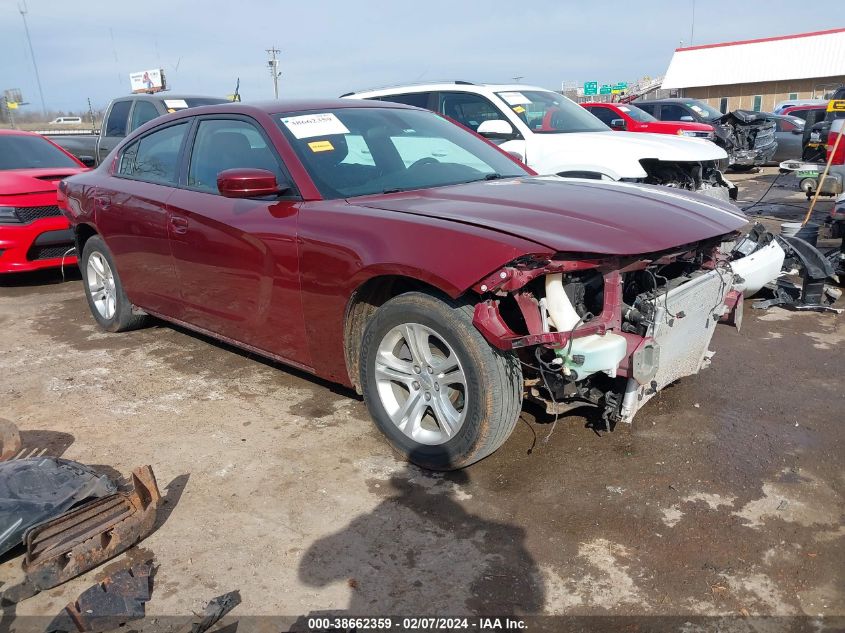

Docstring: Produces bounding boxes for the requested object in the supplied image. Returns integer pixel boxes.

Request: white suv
[345,82,736,200]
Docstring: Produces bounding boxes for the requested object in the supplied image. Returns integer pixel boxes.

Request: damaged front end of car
[638,158,737,201]
[470,230,775,428]
[715,110,778,167]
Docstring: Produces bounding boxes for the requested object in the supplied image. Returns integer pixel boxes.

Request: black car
[635,98,777,169]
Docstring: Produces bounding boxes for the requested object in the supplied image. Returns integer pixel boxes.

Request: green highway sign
[583,81,598,96]
[599,85,612,95]
[614,82,628,91]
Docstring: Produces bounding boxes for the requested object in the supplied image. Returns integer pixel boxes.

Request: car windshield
[686,100,723,121]
[616,104,657,123]
[276,107,529,199]
[494,90,609,133]
[0,134,79,170]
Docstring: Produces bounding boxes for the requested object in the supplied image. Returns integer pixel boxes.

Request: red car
[582,102,715,139]
[780,104,827,121]
[59,99,753,469]
[0,129,88,273]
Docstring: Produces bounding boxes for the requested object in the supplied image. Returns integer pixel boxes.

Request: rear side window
[118,122,189,185]
[130,101,160,132]
[187,118,285,193]
[376,93,431,109]
[105,101,132,137]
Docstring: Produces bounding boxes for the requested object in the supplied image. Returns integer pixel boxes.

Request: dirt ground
[0,168,843,631]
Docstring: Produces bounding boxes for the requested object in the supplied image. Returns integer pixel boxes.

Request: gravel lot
[0,168,842,630]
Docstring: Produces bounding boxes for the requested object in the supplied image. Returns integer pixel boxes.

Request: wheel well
[343,275,458,394]
[74,223,98,254]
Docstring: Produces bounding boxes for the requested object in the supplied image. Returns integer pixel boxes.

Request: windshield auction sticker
[498,91,531,106]
[281,113,350,139]
[163,99,189,109]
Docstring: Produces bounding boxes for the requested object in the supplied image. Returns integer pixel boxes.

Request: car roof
[344,82,551,98]
[111,93,227,102]
[0,128,40,136]
[127,98,421,133]
[633,98,693,104]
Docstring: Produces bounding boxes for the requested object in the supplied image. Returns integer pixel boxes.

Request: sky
[1,0,841,113]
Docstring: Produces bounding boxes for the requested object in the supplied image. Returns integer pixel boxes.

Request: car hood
[641,120,714,134]
[0,168,86,195]
[351,176,747,255]
[523,131,727,178]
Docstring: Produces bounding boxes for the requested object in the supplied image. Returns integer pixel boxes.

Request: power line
[18,0,46,116]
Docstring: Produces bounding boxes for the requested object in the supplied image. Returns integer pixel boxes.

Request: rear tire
[360,292,522,470]
[80,235,148,332]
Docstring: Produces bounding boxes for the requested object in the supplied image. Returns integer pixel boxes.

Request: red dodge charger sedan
[0,130,88,273]
[59,99,752,469]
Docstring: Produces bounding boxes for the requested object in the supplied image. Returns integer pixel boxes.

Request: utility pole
[266,47,281,99]
[690,0,696,46]
[18,1,46,116]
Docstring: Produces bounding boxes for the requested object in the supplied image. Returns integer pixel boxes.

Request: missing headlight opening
[471,235,751,431]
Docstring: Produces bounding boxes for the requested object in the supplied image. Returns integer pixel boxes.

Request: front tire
[360,292,522,470]
[81,235,148,332]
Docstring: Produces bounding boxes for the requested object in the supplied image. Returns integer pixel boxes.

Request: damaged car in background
[635,98,778,170]
[345,83,738,201]
[58,99,781,470]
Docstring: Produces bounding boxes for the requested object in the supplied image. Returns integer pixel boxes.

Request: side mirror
[217,168,291,198]
[791,128,804,135]
[79,155,96,167]
[476,119,516,140]
[609,118,626,130]
[679,115,695,123]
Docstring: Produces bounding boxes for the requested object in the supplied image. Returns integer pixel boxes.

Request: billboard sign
[129,68,166,94]
[4,88,23,104]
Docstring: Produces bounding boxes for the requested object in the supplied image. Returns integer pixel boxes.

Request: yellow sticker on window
[513,105,526,114]
[308,140,335,152]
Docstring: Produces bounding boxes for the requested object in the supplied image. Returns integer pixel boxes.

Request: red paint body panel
[0,131,86,273]
[581,102,714,136]
[59,99,747,387]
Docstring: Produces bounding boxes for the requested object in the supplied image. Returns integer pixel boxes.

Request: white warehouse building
[660,28,845,113]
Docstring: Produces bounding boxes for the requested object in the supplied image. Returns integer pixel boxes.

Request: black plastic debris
[45,562,153,633]
[0,457,116,557]
[177,590,242,633]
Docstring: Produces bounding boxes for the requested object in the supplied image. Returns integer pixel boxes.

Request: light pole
[18,1,47,116]
[266,47,281,99]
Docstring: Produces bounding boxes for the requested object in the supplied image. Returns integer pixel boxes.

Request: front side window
[130,101,160,132]
[494,89,609,133]
[438,92,503,132]
[105,101,132,138]
[660,104,692,121]
[586,106,619,126]
[0,135,79,170]
[276,107,528,199]
[188,118,285,193]
[635,102,656,115]
[118,122,189,185]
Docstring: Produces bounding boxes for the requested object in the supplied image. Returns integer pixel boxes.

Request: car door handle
[169,215,188,235]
